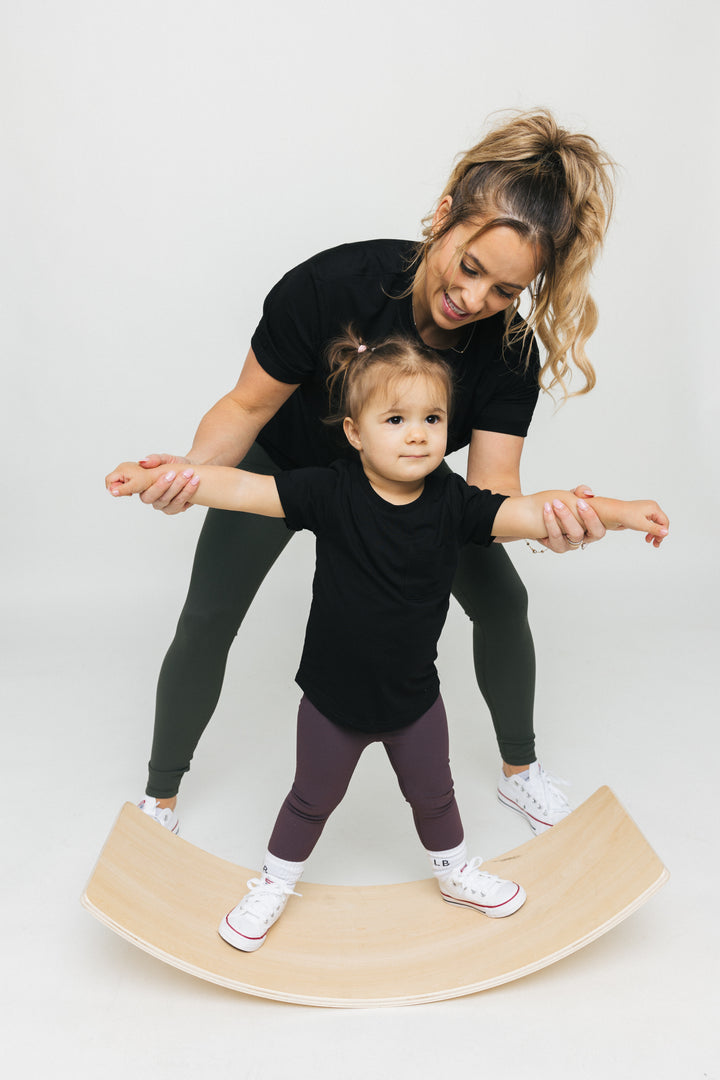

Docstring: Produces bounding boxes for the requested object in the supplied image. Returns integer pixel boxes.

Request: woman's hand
[104,453,197,514]
[537,485,606,552]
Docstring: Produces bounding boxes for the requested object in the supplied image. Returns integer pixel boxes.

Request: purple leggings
[268,694,464,862]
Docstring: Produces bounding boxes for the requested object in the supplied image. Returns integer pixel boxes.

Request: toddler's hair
[326,327,453,423]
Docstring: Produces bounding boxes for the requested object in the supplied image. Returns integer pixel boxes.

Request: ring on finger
[564,535,585,547]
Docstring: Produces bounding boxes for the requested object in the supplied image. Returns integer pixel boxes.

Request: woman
[106,108,614,836]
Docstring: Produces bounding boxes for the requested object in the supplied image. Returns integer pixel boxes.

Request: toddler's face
[344,375,448,494]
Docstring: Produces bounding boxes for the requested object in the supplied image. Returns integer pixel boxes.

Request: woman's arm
[467,429,606,550]
[107,461,285,517]
[466,429,524,496]
[493,491,669,548]
[104,349,299,515]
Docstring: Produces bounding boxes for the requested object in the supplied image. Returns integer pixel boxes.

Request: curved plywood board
[82,787,668,1007]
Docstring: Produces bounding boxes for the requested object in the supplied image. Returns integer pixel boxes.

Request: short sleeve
[448,475,509,546]
[471,324,540,438]
[274,466,339,534]
[251,260,325,384]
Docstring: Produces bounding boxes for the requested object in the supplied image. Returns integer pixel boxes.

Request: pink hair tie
[357,344,367,353]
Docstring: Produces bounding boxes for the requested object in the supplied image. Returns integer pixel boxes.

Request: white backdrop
[3,0,718,607]
[2,2,719,1077]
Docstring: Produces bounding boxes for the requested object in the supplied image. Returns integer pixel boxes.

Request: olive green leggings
[146,445,536,798]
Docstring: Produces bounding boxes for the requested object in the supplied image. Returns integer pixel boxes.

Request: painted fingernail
[544,502,552,513]
[164,471,176,481]
[577,499,588,510]
[552,499,564,509]
[189,475,199,485]
[182,469,194,478]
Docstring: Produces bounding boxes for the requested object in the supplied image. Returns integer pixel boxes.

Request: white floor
[3,525,717,1080]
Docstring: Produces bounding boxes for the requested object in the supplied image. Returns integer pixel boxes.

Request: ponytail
[418,108,615,398]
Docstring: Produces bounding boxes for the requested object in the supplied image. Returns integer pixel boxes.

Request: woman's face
[416,198,540,337]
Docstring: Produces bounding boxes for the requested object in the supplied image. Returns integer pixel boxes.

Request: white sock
[262,851,305,887]
[504,768,531,781]
[426,840,467,879]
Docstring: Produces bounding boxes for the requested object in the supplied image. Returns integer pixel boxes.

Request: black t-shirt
[275,458,508,733]
[252,239,540,469]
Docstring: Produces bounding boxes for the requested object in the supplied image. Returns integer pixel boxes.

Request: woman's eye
[495,286,514,301]
[460,261,477,277]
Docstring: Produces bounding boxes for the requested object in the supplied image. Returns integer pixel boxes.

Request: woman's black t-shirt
[251,239,540,469]
[275,458,508,732]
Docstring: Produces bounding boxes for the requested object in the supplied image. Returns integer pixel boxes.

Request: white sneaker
[219,876,301,952]
[497,761,571,834]
[138,796,179,835]
[439,858,526,917]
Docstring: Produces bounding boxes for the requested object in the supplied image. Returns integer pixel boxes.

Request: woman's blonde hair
[417,108,615,398]
[326,326,453,423]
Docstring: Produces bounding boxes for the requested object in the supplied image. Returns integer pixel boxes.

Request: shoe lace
[239,877,302,921]
[139,798,175,826]
[456,857,505,897]
[525,765,570,812]
[139,797,161,817]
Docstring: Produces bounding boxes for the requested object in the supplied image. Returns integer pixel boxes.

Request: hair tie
[357,344,367,353]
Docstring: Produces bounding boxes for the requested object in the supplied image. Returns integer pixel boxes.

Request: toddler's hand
[106,461,158,498]
[622,500,669,548]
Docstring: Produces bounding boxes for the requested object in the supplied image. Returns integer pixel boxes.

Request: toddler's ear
[343,417,362,452]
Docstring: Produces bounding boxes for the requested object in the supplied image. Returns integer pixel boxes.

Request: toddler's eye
[426,414,442,424]
[386,416,403,425]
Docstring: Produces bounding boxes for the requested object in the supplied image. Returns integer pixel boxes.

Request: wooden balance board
[82,787,668,1008]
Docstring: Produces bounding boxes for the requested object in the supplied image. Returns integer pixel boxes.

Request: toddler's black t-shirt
[275,458,508,732]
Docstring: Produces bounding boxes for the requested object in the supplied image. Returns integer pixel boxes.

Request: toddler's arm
[493,491,669,548]
[107,462,284,517]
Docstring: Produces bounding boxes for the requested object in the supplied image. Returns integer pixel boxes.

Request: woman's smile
[442,291,469,321]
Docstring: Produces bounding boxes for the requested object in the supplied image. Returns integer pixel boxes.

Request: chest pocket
[402,542,457,603]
